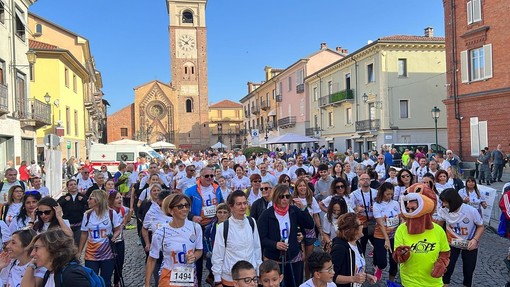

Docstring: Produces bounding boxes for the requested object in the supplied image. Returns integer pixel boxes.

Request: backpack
[85,209,115,232]
[223,216,255,248]
[43,261,106,287]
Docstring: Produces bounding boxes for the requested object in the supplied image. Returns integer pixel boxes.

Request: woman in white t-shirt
[437,188,484,287]
[293,178,322,278]
[322,196,348,250]
[32,197,72,237]
[217,176,232,204]
[2,185,24,225]
[230,165,250,191]
[434,169,454,193]
[0,229,44,286]
[9,191,41,234]
[372,182,401,282]
[458,177,487,217]
[319,178,355,214]
[108,190,133,287]
[78,189,122,287]
[145,193,203,287]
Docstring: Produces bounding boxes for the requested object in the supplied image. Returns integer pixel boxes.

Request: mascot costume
[393,183,450,287]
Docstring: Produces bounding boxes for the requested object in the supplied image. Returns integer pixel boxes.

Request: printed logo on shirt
[189,233,196,243]
[410,239,436,254]
[171,244,193,264]
[450,224,469,236]
[462,217,470,224]
[281,222,289,240]
[205,194,217,206]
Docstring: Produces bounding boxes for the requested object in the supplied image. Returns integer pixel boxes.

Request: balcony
[355,119,380,132]
[278,116,296,129]
[276,94,282,102]
[252,105,261,115]
[244,109,250,117]
[0,84,8,116]
[18,98,51,129]
[319,89,354,108]
[261,100,270,111]
[210,116,243,123]
[296,84,304,94]
[305,127,315,136]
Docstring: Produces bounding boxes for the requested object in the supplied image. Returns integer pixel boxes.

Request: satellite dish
[44,134,60,147]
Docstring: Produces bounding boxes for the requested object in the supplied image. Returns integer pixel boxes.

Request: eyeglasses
[319,264,335,273]
[36,210,52,216]
[189,170,196,172]
[378,158,384,160]
[335,185,345,190]
[203,174,214,178]
[25,190,40,195]
[13,189,24,193]
[260,187,271,191]
[173,203,190,210]
[278,194,291,199]
[234,276,259,284]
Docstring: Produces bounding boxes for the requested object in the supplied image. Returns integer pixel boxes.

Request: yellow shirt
[394,223,450,287]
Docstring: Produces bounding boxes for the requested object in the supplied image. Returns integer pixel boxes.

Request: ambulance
[89,143,164,172]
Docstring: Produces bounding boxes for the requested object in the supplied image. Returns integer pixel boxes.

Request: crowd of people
[0,143,504,287]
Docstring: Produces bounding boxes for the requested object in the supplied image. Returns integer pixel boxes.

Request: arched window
[35,23,43,35]
[183,62,195,80]
[182,11,193,24]
[186,98,193,113]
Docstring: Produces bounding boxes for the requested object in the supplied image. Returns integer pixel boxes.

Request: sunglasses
[278,194,291,199]
[335,185,345,190]
[25,190,40,195]
[36,210,52,216]
[401,174,411,178]
[252,180,261,183]
[203,174,214,178]
[189,170,196,172]
[282,179,289,183]
[260,187,271,191]
[173,203,190,210]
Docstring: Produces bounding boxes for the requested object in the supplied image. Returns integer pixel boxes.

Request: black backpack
[223,216,255,248]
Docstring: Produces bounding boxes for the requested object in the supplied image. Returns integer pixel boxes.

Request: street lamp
[431,106,440,151]
[264,117,272,141]
[44,93,51,104]
[217,123,223,143]
[228,128,233,150]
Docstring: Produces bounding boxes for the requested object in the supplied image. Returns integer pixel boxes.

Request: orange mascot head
[399,183,437,234]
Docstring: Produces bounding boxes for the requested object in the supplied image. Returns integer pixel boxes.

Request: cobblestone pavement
[122,167,510,287]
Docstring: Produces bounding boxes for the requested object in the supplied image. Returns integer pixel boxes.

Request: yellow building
[208,100,244,150]
[27,13,105,160]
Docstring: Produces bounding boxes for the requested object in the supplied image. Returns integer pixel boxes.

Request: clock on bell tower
[166,0,209,150]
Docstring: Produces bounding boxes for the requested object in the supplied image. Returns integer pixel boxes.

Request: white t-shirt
[143,201,172,232]
[321,195,354,212]
[39,220,70,234]
[437,203,483,245]
[9,215,31,233]
[414,166,429,182]
[80,210,122,261]
[458,188,486,214]
[300,278,336,287]
[247,189,261,207]
[348,242,365,273]
[246,167,260,177]
[385,177,398,186]
[177,176,197,192]
[260,173,277,187]
[275,211,291,243]
[0,259,45,287]
[230,176,250,191]
[374,164,386,180]
[113,206,129,242]
[373,200,401,238]
[323,213,339,240]
[5,202,22,225]
[435,182,454,193]
[34,187,50,197]
[352,189,378,217]
[297,197,320,217]
[43,273,55,287]
[75,176,94,193]
[149,220,203,270]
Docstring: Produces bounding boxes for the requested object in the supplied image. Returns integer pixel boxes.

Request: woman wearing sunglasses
[78,189,122,287]
[9,191,41,233]
[0,229,43,287]
[32,197,72,237]
[319,178,353,213]
[257,184,314,287]
[394,169,414,202]
[278,174,294,194]
[108,190,132,287]
[145,193,203,287]
[273,160,288,179]
[1,185,25,225]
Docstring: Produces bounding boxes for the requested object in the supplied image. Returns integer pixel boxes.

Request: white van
[89,143,164,172]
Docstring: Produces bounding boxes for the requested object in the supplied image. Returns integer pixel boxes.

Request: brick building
[443,0,510,160]
[106,104,135,143]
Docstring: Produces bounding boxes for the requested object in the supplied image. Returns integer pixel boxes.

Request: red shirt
[19,166,29,181]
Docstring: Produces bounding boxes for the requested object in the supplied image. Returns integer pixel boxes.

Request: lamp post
[264,116,271,141]
[228,128,233,151]
[217,123,223,144]
[431,106,440,151]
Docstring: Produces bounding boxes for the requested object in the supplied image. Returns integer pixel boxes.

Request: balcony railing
[252,105,260,114]
[261,100,270,111]
[296,84,304,94]
[278,116,296,129]
[319,89,354,108]
[244,109,250,117]
[276,94,282,102]
[305,127,315,136]
[18,98,51,129]
[210,116,243,122]
[355,119,380,131]
[0,84,8,116]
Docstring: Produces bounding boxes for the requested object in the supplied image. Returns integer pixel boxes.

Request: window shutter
[483,44,493,79]
[479,121,488,151]
[467,1,473,24]
[473,0,482,22]
[470,117,479,156]
[460,50,469,83]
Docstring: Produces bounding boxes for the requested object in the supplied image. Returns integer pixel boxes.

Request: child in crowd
[385,167,398,186]
[231,260,258,287]
[259,260,283,287]
[300,251,336,287]
[205,203,231,285]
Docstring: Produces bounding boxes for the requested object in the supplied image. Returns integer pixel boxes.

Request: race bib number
[170,266,194,286]
[451,238,469,249]
[203,205,216,218]
[385,216,399,228]
[353,283,362,287]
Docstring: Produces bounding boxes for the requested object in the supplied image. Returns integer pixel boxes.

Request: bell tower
[167,0,209,149]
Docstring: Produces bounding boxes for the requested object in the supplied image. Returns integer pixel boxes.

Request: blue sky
[30,1,446,115]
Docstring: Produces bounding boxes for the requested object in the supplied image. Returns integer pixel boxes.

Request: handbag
[361,191,376,236]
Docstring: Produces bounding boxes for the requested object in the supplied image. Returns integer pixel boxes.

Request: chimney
[424,26,434,37]
[320,42,327,49]
[341,49,348,54]
[247,82,253,93]
[335,46,342,52]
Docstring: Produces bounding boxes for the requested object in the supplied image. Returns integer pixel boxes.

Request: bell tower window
[186,98,193,113]
[182,11,193,24]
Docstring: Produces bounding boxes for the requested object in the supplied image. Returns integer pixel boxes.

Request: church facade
[107,0,210,150]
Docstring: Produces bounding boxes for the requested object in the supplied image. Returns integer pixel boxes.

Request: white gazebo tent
[211,142,228,149]
[150,141,176,149]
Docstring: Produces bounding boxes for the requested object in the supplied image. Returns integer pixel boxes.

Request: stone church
[107,0,210,150]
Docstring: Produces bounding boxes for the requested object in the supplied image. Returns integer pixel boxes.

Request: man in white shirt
[212,190,262,286]
[191,154,205,175]
[234,150,247,165]
[288,155,309,183]
[31,177,49,197]
[374,155,388,181]
[435,151,451,171]
[0,168,25,204]
[139,163,167,188]
[221,158,236,185]
[361,152,375,168]
[352,173,377,255]
[73,167,94,195]
[414,157,430,183]
[259,163,277,186]
[175,165,197,193]
[246,158,260,177]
